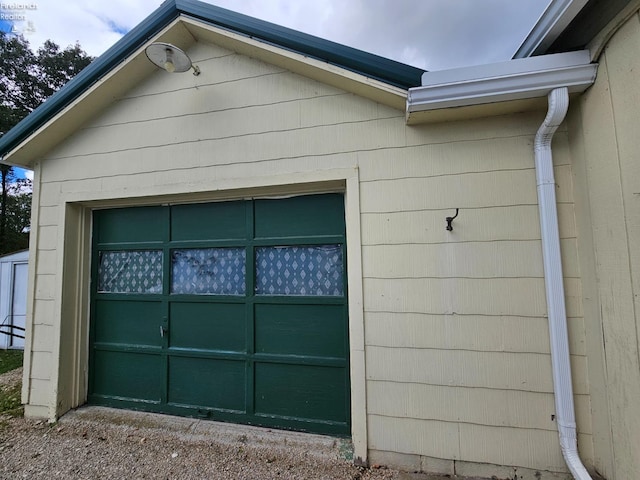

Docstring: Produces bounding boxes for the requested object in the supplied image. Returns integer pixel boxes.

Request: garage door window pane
[171,248,246,295]
[98,250,163,294]
[256,245,344,296]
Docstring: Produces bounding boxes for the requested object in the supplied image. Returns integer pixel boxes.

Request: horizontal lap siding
[362,239,580,278]
[360,166,574,210]
[360,120,588,471]
[364,277,582,318]
[53,153,359,197]
[365,312,586,356]
[31,177,58,402]
[32,300,55,325]
[568,14,640,479]
[46,100,401,165]
[27,39,589,472]
[41,44,402,184]
[365,347,588,394]
[28,378,52,407]
[361,204,577,244]
[367,382,592,434]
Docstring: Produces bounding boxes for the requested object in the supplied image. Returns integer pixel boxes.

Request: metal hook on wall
[446,208,459,231]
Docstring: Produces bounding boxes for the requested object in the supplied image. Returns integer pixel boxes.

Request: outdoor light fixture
[145,42,201,76]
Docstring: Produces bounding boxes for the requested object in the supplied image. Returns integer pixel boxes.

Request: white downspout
[535,86,592,480]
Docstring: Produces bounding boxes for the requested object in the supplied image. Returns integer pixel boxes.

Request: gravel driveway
[0,368,461,480]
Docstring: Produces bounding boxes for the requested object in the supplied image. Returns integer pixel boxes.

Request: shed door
[88,194,350,435]
[10,263,27,348]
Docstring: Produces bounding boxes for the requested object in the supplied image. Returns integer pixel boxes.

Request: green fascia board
[175,0,425,89]
[0,0,424,160]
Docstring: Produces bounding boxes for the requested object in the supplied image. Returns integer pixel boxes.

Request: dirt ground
[0,368,473,480]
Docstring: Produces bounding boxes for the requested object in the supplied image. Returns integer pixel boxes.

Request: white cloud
[6,0,550,70]
[205,0,550,70]
[12,0,158,55]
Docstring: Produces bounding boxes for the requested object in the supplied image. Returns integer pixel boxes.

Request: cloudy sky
[1,0,551,71]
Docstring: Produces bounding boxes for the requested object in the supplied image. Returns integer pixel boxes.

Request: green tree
[0,33,93,255]
[0,176,31,253]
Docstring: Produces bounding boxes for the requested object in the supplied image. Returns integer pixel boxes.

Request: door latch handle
[160,325,168,338]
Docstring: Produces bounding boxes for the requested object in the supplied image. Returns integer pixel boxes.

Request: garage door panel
[171,201,246,241]
[254,363,348,423]
[94,300,162,346]
[254,194,345,239]
[92,350,162,402]
[255,304,346,357]
[91,195,349,435]
[95,206,166,244]
[168,356,246,411]
[169,302,246,351]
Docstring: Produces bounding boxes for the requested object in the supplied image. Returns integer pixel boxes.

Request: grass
[0,383,22,417]
[0,350,23,375]
[0,349,24,418]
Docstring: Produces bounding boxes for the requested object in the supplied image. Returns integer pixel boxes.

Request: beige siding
[367,382,592,433]
[366,347,588,394]
[32,300,55,325]
[362,239,580,278]
[567,11,640,480]
[34,251,57,276]
[23,37,591,476]
[364,277,583,318]
[28,378,52,405]
[365,313,586,355]
[361,204,577,244]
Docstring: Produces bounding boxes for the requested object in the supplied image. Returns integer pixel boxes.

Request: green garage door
[88,194,349,435]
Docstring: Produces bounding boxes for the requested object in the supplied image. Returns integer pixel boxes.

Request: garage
[88,193,350,435]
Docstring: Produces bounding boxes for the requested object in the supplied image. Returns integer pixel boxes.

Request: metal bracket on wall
[446,209,459,231]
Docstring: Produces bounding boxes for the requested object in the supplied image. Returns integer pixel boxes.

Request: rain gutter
[406,52,597,479]
[406,50,595,116]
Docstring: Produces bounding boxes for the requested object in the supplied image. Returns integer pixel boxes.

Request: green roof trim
[0,0,424,160]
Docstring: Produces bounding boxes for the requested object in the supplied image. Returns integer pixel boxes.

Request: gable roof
[0,0,424,166]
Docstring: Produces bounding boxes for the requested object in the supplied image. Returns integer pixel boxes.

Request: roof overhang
[406,50,597,124]
[0,0,424,169]
[513,0,590,59]
[514,0,640,61]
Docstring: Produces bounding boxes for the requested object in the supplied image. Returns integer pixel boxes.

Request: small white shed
[0,250,28,349]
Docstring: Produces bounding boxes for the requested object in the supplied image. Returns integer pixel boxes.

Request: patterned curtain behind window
[171,248,246,295]
[98,250,163,294]
[256,245,344,296]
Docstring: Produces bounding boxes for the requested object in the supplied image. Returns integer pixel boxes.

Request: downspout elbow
[535,87,592,480]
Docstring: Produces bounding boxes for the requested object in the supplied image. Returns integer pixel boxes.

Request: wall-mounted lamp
[145,42,201,76]
[446,208,459,231]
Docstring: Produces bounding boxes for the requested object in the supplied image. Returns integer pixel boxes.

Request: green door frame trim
[23,168,368,465]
